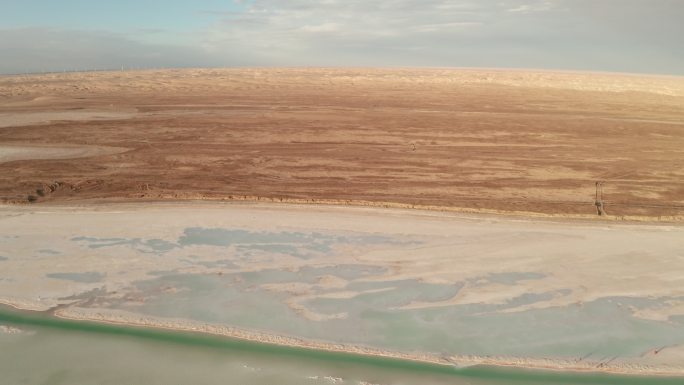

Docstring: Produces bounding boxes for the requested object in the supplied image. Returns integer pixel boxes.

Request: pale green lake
[1,308,681,385]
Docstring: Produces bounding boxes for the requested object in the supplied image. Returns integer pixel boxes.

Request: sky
[1,0,683,75]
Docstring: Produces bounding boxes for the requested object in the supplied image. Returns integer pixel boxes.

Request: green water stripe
[0,307,682,385]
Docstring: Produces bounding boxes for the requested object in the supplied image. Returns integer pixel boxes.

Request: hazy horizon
[1,0,683,76]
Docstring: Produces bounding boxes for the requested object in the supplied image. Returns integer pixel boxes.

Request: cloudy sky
[1,0,682,75]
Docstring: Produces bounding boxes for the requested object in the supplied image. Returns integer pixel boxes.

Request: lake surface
[1,308,681,385]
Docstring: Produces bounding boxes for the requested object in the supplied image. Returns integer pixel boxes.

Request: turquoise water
[101,272,684,359]
[1,308,682,385]
[46,272,105,283]
[69,227,410,258]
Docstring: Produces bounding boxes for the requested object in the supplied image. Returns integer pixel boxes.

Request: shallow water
[46,272,105,283]
[1,308,681,385]
[105,271,684,359]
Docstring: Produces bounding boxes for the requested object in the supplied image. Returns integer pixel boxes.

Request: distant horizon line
[2,65,683,79]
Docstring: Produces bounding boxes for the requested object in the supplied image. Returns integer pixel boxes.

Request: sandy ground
[1,202,683,375]
[1,68,683,219]
[0,144,127,163]
[0,110,136,128]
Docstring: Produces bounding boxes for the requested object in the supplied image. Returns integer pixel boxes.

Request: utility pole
[595,181,606,216]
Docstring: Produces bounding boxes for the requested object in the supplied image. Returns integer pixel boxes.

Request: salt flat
[1,202,683,374]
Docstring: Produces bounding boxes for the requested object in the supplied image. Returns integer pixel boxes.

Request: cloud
[1,1,682,75]
[196,0,683,73]
[199,1,492,65]
[507,1,556,14]
[300,22,342,34]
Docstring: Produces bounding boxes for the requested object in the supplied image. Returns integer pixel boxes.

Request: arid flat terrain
[1,68,683,218]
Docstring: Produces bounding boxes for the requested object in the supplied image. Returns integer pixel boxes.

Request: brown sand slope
[1,68,683,218]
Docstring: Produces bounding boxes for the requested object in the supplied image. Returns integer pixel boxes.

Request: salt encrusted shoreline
[8,196,683,223]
